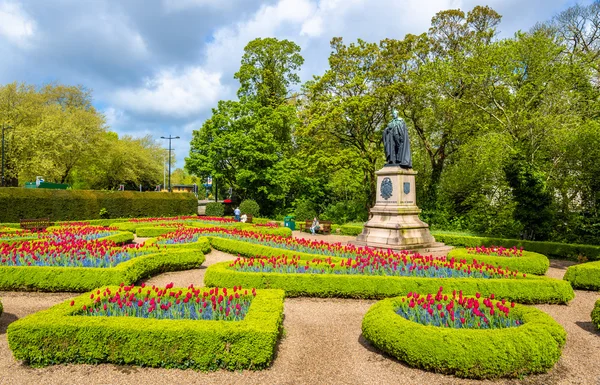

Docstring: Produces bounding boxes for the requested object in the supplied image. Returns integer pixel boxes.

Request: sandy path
[0,247,599,385]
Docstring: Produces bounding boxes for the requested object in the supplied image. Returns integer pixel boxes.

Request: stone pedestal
[350,166,450,254]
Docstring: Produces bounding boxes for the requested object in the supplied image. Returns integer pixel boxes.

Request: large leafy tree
[186,38,302,215]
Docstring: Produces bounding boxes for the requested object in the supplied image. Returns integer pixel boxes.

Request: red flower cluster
[467,245,524,258]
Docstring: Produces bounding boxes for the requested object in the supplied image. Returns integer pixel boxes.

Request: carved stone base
[350,166,447,254]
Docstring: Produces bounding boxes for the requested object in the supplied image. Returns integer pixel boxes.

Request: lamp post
[1,123,12,187]
[160,135,179,192]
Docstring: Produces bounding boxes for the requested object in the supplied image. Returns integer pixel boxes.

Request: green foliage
[0,297,3,317]
[339,225,364,236]
[204,261,574,304]
[239,199,260,217]
[292,199,317,222]
[563,261,600,291]
[592,299,600,331]
[447,248,549,275]
[362,297,565,379]
[205,202,224,217]
[7,287,284,370]
[0,188,197,222]
[99,208,109,219]
[0,244,208,292]
[433,232,600,261]
[135,227,179,238]
[320,200,368,225]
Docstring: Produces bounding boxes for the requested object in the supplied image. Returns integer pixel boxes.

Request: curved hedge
[8,287,284,370]
[447,248,549,275]
[361,296,566,379]
[433,232,600,261]
[0,238,209,292]
[204,261,574,304]
[208,237,320,261]
[135,226,179,238]
[592,299,600,331]
[564,261,600,290]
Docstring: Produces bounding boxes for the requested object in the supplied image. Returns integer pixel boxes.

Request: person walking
[234,207,241,222]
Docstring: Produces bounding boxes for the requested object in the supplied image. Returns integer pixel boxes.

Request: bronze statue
[383,109,412,168]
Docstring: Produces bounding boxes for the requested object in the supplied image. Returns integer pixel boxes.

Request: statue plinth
[350,166,450,254]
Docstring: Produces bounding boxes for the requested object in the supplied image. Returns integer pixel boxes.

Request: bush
[293,199,317,222]
[433,232,600,261]
[320,200,368,224]
[592,299,600,331]
[0,241,209,292]
[205,202,225,217]
[204,260,574,304]
[563,261,600,290]
[0,188,197,222]
[7,287,284,370]
[339,225,364,236]
[239,199,260,217]
[362,296,565,379]
[447,248,549,275]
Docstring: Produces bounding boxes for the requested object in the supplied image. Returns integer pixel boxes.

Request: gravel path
[0,242,599,384]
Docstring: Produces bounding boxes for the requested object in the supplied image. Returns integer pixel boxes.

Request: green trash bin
[283,215,296,231]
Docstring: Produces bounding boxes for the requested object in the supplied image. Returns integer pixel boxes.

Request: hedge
[8,287,284,370]
[205,202,224,217]
[447,248,549,275]
[432,232,600,261]
[204,261,574,304]
[592,299,600,331]
[563,261,600,290]
[135,226,180,238]
[361,296,565,379]
[208,237,320,261]
[0,298,3,318]
[0,188,197,222]
[0,240,209,292]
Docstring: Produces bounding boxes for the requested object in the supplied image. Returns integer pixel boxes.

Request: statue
[383,109,412,168]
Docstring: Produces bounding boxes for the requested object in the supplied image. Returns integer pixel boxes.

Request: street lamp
[1,123,13,187]
[160,135,180,192]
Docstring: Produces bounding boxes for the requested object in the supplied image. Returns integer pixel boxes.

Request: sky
[0,0,589,169]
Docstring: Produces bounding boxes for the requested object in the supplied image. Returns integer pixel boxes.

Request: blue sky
[0,0,588,168]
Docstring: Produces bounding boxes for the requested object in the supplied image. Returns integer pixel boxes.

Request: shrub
[293,199,316,222]
[447,248,549,275]
[239,199,260,217]
[7,287,284,370]
[361,295,565,379]
[433,232,600,261]
[205,202,225,217]
[204,260,574,304]
[135,226,179,238]
[0,188,197,222]
[563,261,600,290]
[340,225,364,236]
[0,241,209,292]
[592,299,600,331]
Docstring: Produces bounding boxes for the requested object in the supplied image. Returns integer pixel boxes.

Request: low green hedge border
[8,287,285,370]
[135,226,179,238]
[563,261,600,290]
[208,237,322,261]
[361,296,566,379]
[204,261,574,304]
[0,240,209,292]
[433,233,600,261]
[447,248,549,275]
[592,299,600,331]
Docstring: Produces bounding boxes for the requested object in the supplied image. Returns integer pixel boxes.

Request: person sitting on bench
[240,213,247,223]
[310,217,320,235]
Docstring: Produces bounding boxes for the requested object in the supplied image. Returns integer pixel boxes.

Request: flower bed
[361,290,566,379]
[8,285,284,370]
[0,238,209,292]
[447,247,549,275]
[592,299,600,331]
[564,260,600,290]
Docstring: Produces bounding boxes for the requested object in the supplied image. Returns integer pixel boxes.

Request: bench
[303,220,332,235]
[20,218,52,231]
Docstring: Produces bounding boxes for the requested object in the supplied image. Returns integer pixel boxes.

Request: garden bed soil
[0,243,599,385]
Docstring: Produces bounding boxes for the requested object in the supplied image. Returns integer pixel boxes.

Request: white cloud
[102,107,127,128]
[0,1,35,47]
[162,0,234,12]
[112,67,225,117]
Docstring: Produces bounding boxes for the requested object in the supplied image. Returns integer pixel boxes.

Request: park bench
[20,218,52,231]
[303,219,332,235]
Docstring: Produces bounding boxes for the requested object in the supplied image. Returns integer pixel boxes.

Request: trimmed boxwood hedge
[447,248,549,275]
[208,237,320,261]
[433,232,600,261]
[0,239,210,292]
[592,299,600,331]
[563,261,600,290]
[0,188,197,222]
[204,261,574,304]
[361,296,566,379]
[135,226,179,238]
[8,287,285,370]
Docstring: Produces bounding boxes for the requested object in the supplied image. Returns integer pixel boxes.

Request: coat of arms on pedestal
[380,177,393,200]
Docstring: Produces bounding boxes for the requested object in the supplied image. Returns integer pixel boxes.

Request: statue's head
[392,109,398,119]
